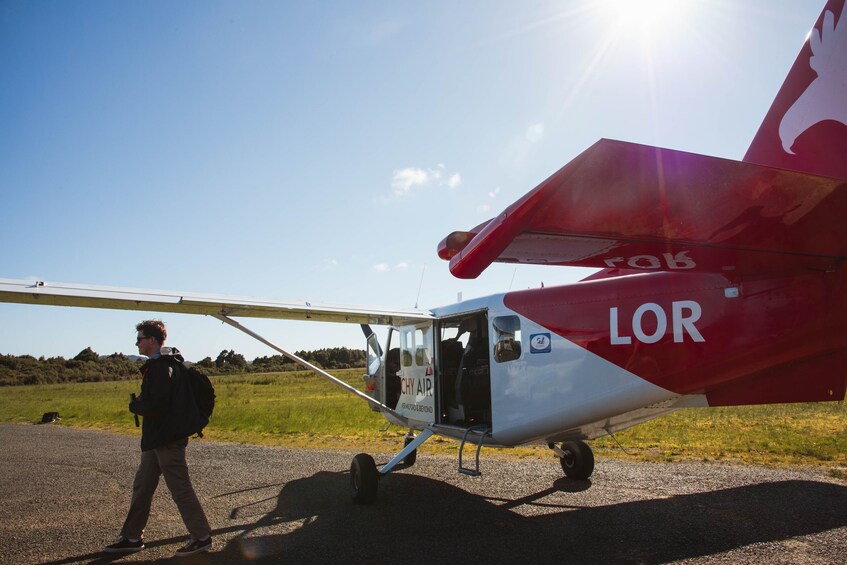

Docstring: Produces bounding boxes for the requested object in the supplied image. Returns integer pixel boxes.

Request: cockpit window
[493,315,521,363]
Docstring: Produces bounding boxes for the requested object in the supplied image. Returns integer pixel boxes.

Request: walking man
[104,320,213,557]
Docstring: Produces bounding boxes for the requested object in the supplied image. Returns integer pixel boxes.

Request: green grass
[592,402,847,467]
[1,371,845,470]
[0,370,400,448]
[209,371,390,445]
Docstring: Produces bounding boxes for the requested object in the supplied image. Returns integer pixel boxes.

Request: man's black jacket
[130,347,188,451]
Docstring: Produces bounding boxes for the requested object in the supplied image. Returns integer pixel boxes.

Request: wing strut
[213,314,409,425]
[379,428,434,475]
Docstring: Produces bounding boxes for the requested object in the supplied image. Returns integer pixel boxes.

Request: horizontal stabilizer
[440,139,847,279]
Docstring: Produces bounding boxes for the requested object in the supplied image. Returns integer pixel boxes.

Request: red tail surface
[744,0,847,180]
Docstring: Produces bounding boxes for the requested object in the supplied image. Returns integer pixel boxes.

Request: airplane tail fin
[743,0,847,180]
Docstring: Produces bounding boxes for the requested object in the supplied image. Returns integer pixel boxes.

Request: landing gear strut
[551,440,594,480]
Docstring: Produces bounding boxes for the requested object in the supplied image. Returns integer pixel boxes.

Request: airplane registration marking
[603,251,695,270]
[610,300,705,345]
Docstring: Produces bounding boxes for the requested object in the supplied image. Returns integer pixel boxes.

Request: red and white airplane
[1,1,845,504]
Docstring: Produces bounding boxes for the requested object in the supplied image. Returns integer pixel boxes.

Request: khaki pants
[120,438,211,541]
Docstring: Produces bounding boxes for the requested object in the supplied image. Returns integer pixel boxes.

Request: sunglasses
[136,336,152,345]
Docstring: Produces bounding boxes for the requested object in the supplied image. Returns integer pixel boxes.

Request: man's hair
[136,320,167,345]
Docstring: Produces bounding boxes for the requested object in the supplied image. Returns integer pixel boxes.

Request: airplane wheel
[559,440,594,480]
[403,436,417,466]
[350,453,379,504]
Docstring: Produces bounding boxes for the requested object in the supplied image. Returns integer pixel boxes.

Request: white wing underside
[0,278,432,326]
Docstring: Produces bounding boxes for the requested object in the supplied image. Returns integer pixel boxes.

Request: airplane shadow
[131,469,847,564]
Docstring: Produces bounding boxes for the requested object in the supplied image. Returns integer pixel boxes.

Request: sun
[593,0,704,66]
[603,0,688,35]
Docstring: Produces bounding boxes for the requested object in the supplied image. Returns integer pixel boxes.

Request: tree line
[0,346,366,386]
[198,347,366,373]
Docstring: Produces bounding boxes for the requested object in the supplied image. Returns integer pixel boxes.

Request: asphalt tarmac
[1,423,845,564]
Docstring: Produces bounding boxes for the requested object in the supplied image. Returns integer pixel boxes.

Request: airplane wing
[439,139,847,279]
[0,278,432,325]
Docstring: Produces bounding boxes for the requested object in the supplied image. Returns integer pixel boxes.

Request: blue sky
[0,0,825,361]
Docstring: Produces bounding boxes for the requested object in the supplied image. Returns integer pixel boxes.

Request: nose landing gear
[550,440,594,480]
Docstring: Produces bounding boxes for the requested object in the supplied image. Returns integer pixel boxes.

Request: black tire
[559,440,594,480]
[350,453,379,504]
[402,436,417,466]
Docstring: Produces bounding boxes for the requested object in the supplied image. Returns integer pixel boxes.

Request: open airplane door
[361,324,384,412]
[360,321,437,426]
[393,321,437,426]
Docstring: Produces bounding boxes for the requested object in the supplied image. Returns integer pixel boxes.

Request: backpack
[164,359,216,439]
[182,364,215,437]
[40,411,61,424]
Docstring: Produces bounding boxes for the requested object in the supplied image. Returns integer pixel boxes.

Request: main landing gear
[350,453,379,504]
[351,434,594,504]
[550,440,594,480]
[350,429,432,504]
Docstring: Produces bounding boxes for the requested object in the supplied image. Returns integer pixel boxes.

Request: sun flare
[604,0,689,35]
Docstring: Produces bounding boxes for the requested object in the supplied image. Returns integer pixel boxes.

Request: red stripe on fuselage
[503,271,847,403]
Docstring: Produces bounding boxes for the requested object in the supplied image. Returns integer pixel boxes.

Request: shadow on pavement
[123,469,847,564]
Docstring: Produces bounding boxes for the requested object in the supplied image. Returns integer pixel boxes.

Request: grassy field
[0,370,844,475]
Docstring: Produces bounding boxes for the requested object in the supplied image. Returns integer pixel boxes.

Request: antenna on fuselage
[604,426,633,455]
[414,264,426,309]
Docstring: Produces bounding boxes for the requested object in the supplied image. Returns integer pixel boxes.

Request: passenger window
[493,315,521,363]
[401,324,433,368]
[401,328,414,367]
[414,328,431,365]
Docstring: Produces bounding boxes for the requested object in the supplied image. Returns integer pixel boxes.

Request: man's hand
[129,393,140,427]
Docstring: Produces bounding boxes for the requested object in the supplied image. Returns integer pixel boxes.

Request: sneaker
[175,536,213,557]
[104,536,144,553]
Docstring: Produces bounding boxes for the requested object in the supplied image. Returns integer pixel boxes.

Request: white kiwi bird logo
[779,8,847,154]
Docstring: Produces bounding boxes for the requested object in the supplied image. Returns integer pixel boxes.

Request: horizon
[1,345,367,364]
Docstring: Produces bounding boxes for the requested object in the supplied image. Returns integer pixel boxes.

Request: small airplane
[2,1,846,504]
